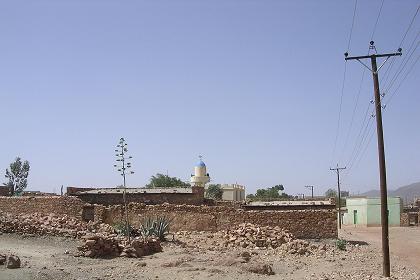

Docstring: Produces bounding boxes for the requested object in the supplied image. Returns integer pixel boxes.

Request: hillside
[360,182,420,203]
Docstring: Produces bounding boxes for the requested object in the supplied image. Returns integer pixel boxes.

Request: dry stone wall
[102,203,337,239]
[0,196,86,219]
[0,197,337,239]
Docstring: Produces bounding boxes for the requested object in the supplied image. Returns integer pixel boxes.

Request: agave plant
[139,216,171,241]
[154,216,171,241]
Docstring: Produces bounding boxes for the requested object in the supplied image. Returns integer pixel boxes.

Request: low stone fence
[0,197,338,239]
[99,203,337,239]
[0,196,86,219]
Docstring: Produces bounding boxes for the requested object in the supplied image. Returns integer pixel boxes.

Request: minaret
[190,155,210,187]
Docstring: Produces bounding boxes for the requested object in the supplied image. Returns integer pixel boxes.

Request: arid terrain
[0,227,419,280]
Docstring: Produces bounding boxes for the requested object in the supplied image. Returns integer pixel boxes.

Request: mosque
[190,156,210,187]
[190,156,245,201]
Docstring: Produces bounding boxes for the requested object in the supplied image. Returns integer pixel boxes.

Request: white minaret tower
[190,155,210,187]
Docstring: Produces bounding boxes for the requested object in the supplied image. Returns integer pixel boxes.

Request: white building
[220,184,246,201]
[190,156,210,188]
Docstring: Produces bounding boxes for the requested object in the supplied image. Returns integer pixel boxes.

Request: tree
[4,157,30,195]
[247,185,290,201]
[325,189,337,198]
[206,184,223,200]
[146,173,189,188]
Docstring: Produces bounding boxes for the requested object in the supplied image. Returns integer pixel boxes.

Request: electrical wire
[331,0,358,167]
[380,5,419,91]
[385,54,420,105]
[370,0,385,41]
[383,33,419,95]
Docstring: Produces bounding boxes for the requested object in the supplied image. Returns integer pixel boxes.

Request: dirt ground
[341,226,420,274]
[0,229,419,280]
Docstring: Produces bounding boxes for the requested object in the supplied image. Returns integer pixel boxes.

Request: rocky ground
[0,231,418,280]
[0,212,419,279]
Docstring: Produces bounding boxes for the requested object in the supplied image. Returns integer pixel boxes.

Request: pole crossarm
[345,52,402,61]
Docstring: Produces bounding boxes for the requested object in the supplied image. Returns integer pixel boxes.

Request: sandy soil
[341,226,420,274]
[0,230,419,280]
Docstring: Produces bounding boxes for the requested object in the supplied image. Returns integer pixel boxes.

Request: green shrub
[140,216,171,241]
[113,222,133,236]
[336,239,347,250]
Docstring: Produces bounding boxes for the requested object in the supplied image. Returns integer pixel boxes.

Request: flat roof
[77,187,193,194]
[247,200,333,206]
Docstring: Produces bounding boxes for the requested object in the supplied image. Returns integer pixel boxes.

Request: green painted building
[342,197,402,226]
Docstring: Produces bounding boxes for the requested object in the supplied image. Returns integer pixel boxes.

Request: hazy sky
[0,0,419,196]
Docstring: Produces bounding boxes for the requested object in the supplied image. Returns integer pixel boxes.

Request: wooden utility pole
[345,41,401,277]
[330,165,346,230]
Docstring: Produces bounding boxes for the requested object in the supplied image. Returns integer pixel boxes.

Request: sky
[0,0,419,196]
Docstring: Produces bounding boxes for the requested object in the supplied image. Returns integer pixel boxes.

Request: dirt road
[0,232,419,280]
[341,226,420,274]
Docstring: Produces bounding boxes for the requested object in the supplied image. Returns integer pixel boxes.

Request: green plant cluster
[335,239,347,251]
[140,216,171,241]
[146,173,189,188]
[113,222,134,236]
[246,185,292,201]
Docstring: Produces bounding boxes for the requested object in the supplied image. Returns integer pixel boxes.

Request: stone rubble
[76,233,162,258]
[0,211,161,259]
[220,223,317,256]
[0,211,114,238]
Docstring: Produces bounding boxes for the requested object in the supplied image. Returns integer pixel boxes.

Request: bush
[113,222,134,236]
[336,239,347,250]
[140,216,171,241]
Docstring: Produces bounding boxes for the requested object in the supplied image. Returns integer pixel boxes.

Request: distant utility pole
[305,185,314,198]
[114,137,135,242]
[330,165,346,230]
[345,41,402,278]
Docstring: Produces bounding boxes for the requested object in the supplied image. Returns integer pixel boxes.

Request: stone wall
[101,203,337,239]
[0,186,12,196]
[400,212,419,226]
[0,196,338,239]
[0,196,86,219]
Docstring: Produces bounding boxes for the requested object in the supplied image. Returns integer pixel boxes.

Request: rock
[240,251,251,262]
[246,262,275,275]
[6,255,21,269]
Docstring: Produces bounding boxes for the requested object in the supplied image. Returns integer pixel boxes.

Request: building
[219,184,245,201]
[342,197,402,227]
[190,156,210,188]
[243,199,335,210]
[67,186,205,205]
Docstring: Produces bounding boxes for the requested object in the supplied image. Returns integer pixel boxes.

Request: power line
[380,5,419,91]
[399,5,419,48]
[383,33,419,94]
[347,115,375,171]
[331,0,358,166]
[347,0,359,52]
[370,0,385,41]
[340,0,384,165]
[339,63,367,163]
[385,54,420,105]
[351,124,376,171]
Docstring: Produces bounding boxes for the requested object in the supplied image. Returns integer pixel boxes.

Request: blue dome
[196,160,206,167]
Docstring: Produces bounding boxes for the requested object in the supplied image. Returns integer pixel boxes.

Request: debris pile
[0,211,164,259]
[0,212,113,238]
[221,223,316,255]
[76,234,162,258]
